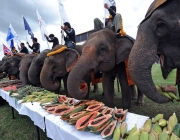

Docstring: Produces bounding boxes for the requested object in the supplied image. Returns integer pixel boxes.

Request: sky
[0,0,153,59]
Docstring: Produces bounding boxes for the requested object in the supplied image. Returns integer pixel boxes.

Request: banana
[159,119,167,127]
[170,133,180,140]
[167,92,180,101]
[149,131,158,140]
[127,124,138,136]
[168,113,178,134]
[156,85,173,100]
[151,130,159,140]
[153,122,162,135]
[163,127,168,132]
[142,119,152,133]
[139,130,148,140]
[113,124,121,140]
[127,130,139,140]
[120,122,128,137]
[152,114,164,123]
[159,132,170,140]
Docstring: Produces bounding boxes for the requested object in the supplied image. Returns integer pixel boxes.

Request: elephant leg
[92,84,99,93]
[102,72,114,108]
[177,68,180,98]
[131,85,137,100]
[136,88,145,106]
[63,74,70,97]
[118,63,132,110]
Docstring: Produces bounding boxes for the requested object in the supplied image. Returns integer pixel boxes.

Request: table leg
[44,117,47,134]
[11,107,15,119]
[36,126,40,140]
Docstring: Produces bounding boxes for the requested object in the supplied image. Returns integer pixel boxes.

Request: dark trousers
[65,41,75,49]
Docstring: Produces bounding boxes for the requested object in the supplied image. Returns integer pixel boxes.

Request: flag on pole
[58,0,69,25]
[3,44,12,55]
[6,24,16,48]
[36,9,48,41]
[9,24,21,44]
[23,16,34,39]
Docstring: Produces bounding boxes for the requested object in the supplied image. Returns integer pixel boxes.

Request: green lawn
[0,64,179,140]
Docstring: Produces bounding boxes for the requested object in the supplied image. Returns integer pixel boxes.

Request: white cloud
[0,0,154,60]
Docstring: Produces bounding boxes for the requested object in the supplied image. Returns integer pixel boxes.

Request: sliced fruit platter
[41,95,180,139]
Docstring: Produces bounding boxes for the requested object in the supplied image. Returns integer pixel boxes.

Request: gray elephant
[28,49,50,85]
[40,45,85,96]
[0,54,24,80]
[19,54,37,86]
[128,0,180,103]
[67,28,143,109]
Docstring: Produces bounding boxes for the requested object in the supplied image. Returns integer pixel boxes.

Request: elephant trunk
[128,25,170,103]
[19,69,28,86]
[67,55,94,100]
[28,63,40,85]
[40,64,59,91]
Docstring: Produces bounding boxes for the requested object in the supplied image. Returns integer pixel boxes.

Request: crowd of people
[4,4,121,57]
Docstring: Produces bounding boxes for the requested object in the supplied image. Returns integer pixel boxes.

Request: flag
[9,24,21,44]
[6,24,17,48]
[3,44,12,55]
[58,0,69,25]
[36,9,48,41]
[23,16,34,39]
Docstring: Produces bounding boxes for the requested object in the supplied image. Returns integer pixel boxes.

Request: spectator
[61,22,76,49]
[45,34,59,49]
[18,43,29,54]
[27,38,40,53]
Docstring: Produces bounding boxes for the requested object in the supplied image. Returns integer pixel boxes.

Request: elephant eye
[99,45,107,52]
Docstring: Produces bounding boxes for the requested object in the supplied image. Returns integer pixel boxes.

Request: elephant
[0,54,24,79]
[40,45,85,96]
[128,0,180,103]
[19,54,37,86]
[0,59,8,79]
[28,49,50,85]
[67,28,143,109]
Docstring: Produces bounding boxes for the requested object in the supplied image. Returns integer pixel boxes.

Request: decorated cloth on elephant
[124,60,134,86]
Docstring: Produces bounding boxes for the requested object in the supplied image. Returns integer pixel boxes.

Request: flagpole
[57,0,64,45]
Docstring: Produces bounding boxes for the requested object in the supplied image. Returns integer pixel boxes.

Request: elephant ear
[140,0,167,24]
[115,37,133,65]
[65,49,80,72]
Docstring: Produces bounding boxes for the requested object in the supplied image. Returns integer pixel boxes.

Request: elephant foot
[135,102,144,106]
[92,89,99,93]
[131,96,137,100]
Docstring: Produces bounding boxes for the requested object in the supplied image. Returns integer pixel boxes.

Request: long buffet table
[0,89,149,140]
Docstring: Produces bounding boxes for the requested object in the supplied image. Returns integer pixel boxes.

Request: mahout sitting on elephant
[67,28,144,109]
[128,0,180,103]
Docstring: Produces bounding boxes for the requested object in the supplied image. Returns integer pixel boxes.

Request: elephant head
[40,45,80,91]
[67,28,134,99]
[19,54,36,86]
[28,49,50,85]
[0,54,23,75]
[128,0,180,103]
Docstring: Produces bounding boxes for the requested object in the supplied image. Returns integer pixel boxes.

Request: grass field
[0,64,179,140]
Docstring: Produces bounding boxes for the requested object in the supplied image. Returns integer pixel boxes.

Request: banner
[3,44,12,55]
[36,9,48,41]
[23,16,34,39]
[58,0,69,25]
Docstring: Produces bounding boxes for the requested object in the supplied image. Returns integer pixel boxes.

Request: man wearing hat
[45,34,59,49]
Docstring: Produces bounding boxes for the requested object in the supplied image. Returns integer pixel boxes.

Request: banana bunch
[114,113,179,140]
[21,91,57,104]
[156,85,180,102]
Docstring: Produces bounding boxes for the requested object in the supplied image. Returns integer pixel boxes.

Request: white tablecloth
[0,89,149,140]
